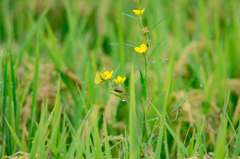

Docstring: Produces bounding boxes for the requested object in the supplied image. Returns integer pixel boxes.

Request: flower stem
[139,11,148,143]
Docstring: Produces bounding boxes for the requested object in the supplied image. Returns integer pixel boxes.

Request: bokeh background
[1,0,240,158]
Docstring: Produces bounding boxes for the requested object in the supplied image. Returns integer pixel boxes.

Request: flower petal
[104,71,109,76]
[122,77,126,83]
[132,10,140,15]
[95,73,103,84]
[140,44,147,50]
[117,76,122,82]
[134,47,140,52]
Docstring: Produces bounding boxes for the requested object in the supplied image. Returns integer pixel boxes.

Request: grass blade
[149,17,168,31]
[233,123,240,159]
[1,52,8,156]
[104,119,112,159]
[18,7,50,60]
[9,46,19,148]
[92,107,103,159]
[129,65,139,158]
[155,75,171,159]
[147,38,166,62]
[52,77,61,146]
[118,0,124,75]
[122,13,140,22]
[4,117,26,152]
[188,129,195,157]
[29,35,40,149]
[165,122,188,155]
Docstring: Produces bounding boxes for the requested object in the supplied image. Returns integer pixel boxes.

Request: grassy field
[0,0,240,158]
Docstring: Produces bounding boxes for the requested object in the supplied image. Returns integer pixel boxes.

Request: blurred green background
[1,0,240,158]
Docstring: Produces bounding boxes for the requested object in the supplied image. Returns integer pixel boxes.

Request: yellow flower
[132,8,145,16]
[135,44,147,54]
[104,70,113,80]
[95,72,104,84]
[114,76,126,84]
[95,70,113,84]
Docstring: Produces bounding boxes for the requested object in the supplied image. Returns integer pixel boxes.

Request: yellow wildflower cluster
[132,8,148,54]
[94,7,150,92]
[95,70,113,84]
[95,70,126,85]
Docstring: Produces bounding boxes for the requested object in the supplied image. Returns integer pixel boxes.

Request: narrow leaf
[4,117,26,152]
[149,17,168,31]
[122,13,140,22]
[29,35,40,148]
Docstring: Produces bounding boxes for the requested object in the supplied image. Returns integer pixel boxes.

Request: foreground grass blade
[104,119,112,159]
[52,77,61,146]
[18,7,50,60]
[92,108,103,159]
[9,46,18,133]
[165,122,188,156]
[213,90,230,159]
[188,129,195,157]
[197,118,205,159]
[129,65,139,158]
[155,77,171,159]
[4,117,26,152]
[1,53,8,157]
[29,101,48,159]
[118,0,124,75]
[29,35,40,149]
[233,123,240,159]
[164,128,170,159]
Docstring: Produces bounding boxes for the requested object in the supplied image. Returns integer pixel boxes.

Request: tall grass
[0,0,240,158]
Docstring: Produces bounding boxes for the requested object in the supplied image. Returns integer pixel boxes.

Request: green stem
[139,15,144,29]
[139,11,148,142]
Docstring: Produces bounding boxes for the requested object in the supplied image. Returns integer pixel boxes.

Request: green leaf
[4,117,26,152]
[164,128,170,159]
[124,46,144,76]
[9,46,18,137]
[1,52,8,156]
[129,65,139,158]
[148,38,166,62]
[29,35,40,149]
[165,122,188,156]
[122,13,140,22]
[104,119,112,159]
[172,110,179,122]
[138,0,142,8]
[149,17,168,31]
[171,92,185,113]
[92,107,103,159]
[110,43,136,48]
[30,100,48,159]
[51,77,61,146]
[188,129,195,157]
[139,70,146,102]
[19,7,50,60]
[110,92,123,99]
[155,76,171,159]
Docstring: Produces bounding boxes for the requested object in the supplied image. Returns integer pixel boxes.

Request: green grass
[0,0,240,158]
